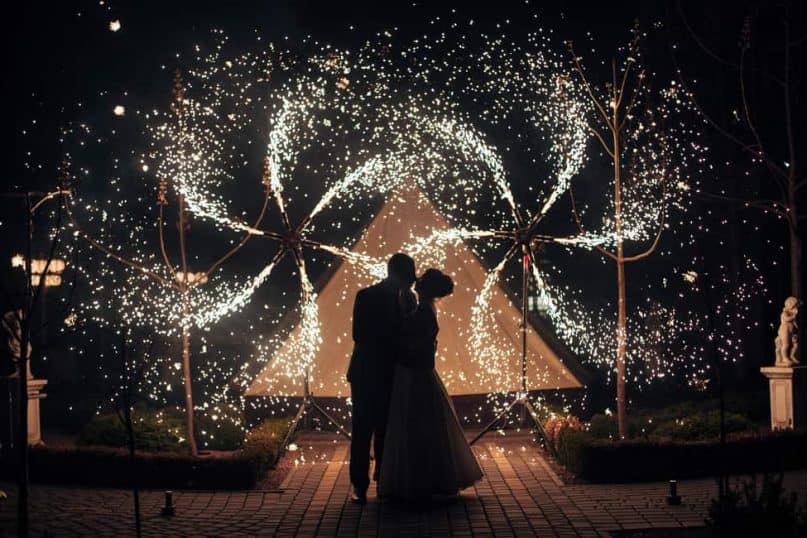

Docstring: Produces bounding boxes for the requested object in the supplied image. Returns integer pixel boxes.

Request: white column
[26,378,47,445]
[760,366,806,431]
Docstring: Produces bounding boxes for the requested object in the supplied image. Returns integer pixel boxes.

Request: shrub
[42,392,104,434]
[0,418,291,489]
[555,427,590,475]
[543,415,583,449]
[8,447,257,489]
[78,410,185,452]
[707,473,807,537]
[78,409,247,452]
[196,414,245,451]
[588,414,619,440]
[650,410,751,441]
[243,418,290,469]
[553,430,807,483]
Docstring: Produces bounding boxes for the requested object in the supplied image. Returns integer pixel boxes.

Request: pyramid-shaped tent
[246,187,584,398]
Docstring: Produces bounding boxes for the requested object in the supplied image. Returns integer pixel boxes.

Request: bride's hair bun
[418,268,454,299]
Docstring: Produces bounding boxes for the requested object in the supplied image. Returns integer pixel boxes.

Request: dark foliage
[78,409,247,452]
[588,414,619,440]
[650,410,752,441]
[707,473,807,537]
[555,430,807,483]
[0,419,289,489]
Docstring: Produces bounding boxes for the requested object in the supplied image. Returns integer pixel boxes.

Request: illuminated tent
[245,186,585,399]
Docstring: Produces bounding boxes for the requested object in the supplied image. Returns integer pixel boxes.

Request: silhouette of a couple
[347,253,483,504]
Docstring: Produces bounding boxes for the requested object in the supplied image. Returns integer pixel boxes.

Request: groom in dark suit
[347,253,416,503]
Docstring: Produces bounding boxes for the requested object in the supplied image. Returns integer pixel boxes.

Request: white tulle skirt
[378,364,483,500]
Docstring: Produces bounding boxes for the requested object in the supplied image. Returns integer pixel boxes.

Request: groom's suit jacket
[347,279,413,390]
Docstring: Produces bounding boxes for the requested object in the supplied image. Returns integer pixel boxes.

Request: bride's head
[415,269,454,301]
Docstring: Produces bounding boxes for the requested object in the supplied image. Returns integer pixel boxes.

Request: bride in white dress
[378,268,483,500]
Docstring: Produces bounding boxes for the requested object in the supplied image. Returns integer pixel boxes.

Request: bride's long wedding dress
[378,302,483,500]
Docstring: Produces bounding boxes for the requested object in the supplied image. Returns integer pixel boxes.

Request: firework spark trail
[60,14,736,440]
[177,152,419,327]
[315,244,386,279]
[191,255,282,328]
[535,114,588,221]
[528,262,613,366]
[468,250,519,391]
[403,228,497,263]
[305,152,420,225]
[267,87,325,196]
[69,24,604,412]
[430,119,521,225]
[281,256,322,382]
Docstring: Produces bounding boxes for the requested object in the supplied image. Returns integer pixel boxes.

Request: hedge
[78,410,246,452]
[556,429,807,483]
[0,419,289,490]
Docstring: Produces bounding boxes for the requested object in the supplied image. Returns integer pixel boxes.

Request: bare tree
[566,24,691,438]
[671,1,804,347]
[113,329,154,538]
[65,73,270,456]
[0,171,72,537]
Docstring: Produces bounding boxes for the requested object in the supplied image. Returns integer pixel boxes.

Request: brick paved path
[2,432,806,537]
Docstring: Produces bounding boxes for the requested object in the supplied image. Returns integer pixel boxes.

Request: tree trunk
[17,322,30,538]
[181,307,198,457]
[121,338,142,538]
[612,72,628,440]
[176,193,198,456]
[17,195,33,538]
[616,257,627,439]
[789,223,802,364]
[789,225,802,302]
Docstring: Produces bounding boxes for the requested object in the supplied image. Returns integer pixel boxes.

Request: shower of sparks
[56,12,766,441]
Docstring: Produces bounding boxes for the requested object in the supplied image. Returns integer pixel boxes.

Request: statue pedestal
[27,378,47,445]
[760,366,807,431]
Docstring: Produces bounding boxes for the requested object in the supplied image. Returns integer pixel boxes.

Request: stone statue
[2,309,32,378]
[774,297,801,367]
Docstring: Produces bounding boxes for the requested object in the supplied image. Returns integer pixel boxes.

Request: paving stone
[2,431,806,536]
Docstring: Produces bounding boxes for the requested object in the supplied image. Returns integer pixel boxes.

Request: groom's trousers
[350,380,392,492]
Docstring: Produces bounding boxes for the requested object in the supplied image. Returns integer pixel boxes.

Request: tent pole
[520,246,529,425]
[469,241,556,459]
[278,368,351,460]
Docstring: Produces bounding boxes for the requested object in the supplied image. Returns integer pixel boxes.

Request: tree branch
[65,202,178,290]
[587,123,615,158]
[738,45,769,171]
[675,1,785,87]
[29,194,65,308]
[205,190,272,278]
[622,210,667,263]
[694,189,790,217]
[667,31,788,181]
[567,42,614,129]
[615,56,633,110]
[568,183,618,261]
[618,73,644,132]
[157,205,177,276]
[783,16,797,196]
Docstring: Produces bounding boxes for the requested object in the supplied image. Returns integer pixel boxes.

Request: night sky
[5,0,805,409]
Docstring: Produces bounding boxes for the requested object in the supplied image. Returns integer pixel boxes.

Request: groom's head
[387,253,416,287]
